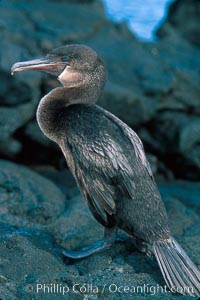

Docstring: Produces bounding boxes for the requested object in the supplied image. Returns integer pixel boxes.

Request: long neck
[36,83,102,142]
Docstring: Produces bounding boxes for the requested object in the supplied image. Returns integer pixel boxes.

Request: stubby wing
[66,125,136,226]
[97,106,154,179]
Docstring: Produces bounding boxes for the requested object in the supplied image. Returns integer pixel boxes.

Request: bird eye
[62,56,68,62]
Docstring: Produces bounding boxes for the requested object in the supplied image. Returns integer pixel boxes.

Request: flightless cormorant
[12,45,200,296]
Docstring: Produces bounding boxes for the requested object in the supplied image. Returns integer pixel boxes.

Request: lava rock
[179,119,200,169]
[0,0,200,179]
[0,223,69,300]
[0,160,199,300]
[157,0,200,49]
[0,160,66,225]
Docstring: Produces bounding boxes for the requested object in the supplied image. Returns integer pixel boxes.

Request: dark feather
[63,104,152,226]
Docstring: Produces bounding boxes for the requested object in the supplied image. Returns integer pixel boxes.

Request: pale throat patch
[58,66,81,87]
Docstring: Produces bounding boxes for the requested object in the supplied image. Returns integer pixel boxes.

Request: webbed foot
[63,227,118,259]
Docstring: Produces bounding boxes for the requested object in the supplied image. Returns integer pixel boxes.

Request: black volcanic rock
[157,0,200,48]
[0,0,200,179]
[0,160,66,225]
[0,160,199,300]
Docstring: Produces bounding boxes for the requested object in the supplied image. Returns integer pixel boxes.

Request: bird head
[11,44,106,88]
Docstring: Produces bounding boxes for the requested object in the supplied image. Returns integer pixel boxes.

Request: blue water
[102,0,174,40]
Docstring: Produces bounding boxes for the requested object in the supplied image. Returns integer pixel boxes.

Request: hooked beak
[11,56,68,76]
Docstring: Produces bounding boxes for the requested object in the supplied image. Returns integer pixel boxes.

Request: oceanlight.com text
[24,283,194,296]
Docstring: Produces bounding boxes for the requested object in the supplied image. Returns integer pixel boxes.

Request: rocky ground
[0,0,200,180]
[0,160,200,300]
[0,0,200,299]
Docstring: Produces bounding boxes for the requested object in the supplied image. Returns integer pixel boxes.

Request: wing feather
[64,105,153,226]
[98,106,154,179]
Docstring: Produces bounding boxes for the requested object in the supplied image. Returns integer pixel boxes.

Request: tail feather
[153,237,200,297]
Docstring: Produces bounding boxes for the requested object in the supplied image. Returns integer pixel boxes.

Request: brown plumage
[12,44,200,297]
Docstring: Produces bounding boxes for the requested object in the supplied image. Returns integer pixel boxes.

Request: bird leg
[63,227,118,259]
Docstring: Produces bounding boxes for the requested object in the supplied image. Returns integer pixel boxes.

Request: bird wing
[64,106,153,226]
[97,106,154,179]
